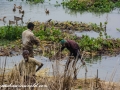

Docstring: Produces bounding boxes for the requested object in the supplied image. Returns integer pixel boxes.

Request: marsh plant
[0,22,120,57]
[0,25,26,40]
[34,27,63,42]
[117,28,120,32]
[0,21,120,57]
[62,0,120,12]
[26,0,44,3]
[78,35,120,54]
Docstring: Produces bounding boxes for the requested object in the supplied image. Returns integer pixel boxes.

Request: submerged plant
[117,28,120,32]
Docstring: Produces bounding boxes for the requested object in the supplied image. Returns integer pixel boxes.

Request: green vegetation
[26,0,44,3]
[78,35,120,53]
[0,25,26,40]
[34,25,120,56]
[0,21,120,57]
[34,27,63,42]
[0,39,11,46]
[117,28,120,32]
[62,0,120,12]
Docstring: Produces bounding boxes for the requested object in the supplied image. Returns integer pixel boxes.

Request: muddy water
[0,55,120,82]
[0,0,120,82]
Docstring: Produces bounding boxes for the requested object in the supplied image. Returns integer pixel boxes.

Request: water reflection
[85,55,102,65]
[74,31,99,38]
[64,7,109,17]
[78,54,120,82]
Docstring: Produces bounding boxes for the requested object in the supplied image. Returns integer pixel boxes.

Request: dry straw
[0,53,120,90]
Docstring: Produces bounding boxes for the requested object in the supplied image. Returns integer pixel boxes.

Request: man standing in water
[57,39,85,79]
[22,22,40,57]
[19,50,43,85]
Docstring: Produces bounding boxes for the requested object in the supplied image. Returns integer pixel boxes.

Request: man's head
[60,39,67,46]
[22,50,29,62]
[27,22,35,31]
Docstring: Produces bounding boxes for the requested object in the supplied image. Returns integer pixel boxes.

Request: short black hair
[22,50,29,55]
[27,22,35,29]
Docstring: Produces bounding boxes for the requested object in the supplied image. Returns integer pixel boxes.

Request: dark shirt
[61,40,80,55]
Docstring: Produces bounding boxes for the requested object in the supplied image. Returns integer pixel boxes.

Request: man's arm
[33,59,44,72]
[30,35,40,46]
[55,45,65,56]
[36,63,43,72]
[61,45,65,51]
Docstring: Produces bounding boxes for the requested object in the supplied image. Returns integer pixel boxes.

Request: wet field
[0,0,120,82]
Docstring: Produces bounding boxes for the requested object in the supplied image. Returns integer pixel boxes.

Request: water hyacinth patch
[26,0,44,3]
[61,0,120,12]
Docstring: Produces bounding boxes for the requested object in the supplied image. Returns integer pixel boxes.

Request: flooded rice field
[0,0,120,82]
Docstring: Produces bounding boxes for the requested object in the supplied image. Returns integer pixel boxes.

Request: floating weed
[77,34,120,55]
[116,28,120,32]
[62,0,120,13]
[26,0,44,4]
